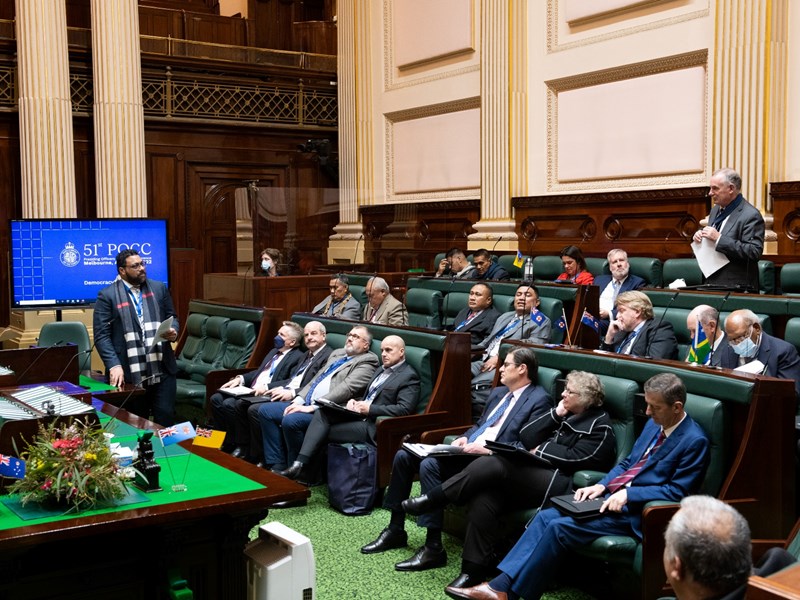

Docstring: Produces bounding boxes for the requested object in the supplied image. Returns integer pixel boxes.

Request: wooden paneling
[169,247,204,326]
[0,115,20,328]
[293,21,337,55]
[770,181,800,256]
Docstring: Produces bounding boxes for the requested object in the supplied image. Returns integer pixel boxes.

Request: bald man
[279,335,421,481]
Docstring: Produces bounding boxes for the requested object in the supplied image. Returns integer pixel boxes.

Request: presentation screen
[10,219,170,310]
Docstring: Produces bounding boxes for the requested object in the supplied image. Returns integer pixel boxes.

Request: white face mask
[261,259,272,271]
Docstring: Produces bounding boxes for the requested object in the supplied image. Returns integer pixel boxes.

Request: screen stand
[55,310,63,322]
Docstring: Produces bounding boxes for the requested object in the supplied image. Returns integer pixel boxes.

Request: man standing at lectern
[692,168,764,292]
[94,249,179,426]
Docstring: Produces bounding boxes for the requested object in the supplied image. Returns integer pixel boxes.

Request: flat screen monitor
[10,219,170,310]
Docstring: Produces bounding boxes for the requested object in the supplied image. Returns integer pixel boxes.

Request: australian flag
[581,311,600,333]
[0,454,26,479]
[158,421,197,446]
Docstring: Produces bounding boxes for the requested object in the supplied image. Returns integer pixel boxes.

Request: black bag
[327,443,378,515]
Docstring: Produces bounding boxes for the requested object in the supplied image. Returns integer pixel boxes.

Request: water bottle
[523,257,534,281]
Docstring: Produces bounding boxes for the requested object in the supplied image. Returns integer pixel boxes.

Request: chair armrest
[572,470,607,489]
[375,412,451,488]
[203,368,252,421]
[640,501,680,598]
[420,425,471,444]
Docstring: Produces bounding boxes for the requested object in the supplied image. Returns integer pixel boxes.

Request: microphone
[242,264,252,304]
[16,341,66,385]
[490,236,503,256]
[54,320,113,382]
[643,291,679,359]
[102,373,160,432]
[352,234,363,266]
[663,230,673,255]
[706,292,731,368]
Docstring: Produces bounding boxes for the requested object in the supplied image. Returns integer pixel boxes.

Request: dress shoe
[401,494,443,516]
[360,528,408,554]
[270,498,307,509]
[276,461,303,480]
[446,573,485,590]
[230,447,246,459]
[394,545,447,571]
[444,582,507,600]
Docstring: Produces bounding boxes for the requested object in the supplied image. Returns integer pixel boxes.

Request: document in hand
[401,442,465,459]
[217,385,255,397]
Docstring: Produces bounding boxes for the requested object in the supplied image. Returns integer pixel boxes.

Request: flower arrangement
[9,419,131,512]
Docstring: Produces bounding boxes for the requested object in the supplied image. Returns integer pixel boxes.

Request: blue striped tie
[468,392,514,443]
[304,355,351,405]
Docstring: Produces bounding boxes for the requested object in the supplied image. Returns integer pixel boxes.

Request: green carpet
[253,485,597,600]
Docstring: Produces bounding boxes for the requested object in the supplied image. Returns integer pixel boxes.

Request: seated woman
[555,245,594,284]
[399,371,616,591]
[257,248,280,277]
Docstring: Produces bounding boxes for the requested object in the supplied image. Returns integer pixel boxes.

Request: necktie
[486,317,523,356]
[467,392,514,443]
[293,351,314,377]
[364,369,391,404]
[612,280,621,302]
[617,329,639,355]
[456,312,477,331]
[606,431,666,493]
[304,355,351,405]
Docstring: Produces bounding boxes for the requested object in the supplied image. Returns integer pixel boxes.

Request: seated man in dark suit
[247,320,333,468]
[449,283,501,346]
[360,347,552,573]
[600,291,678,360]
[685,304,728,366]
[279,335,420,481]
[593,249,646,334]
[472,248,510,281]
[447,372,710,600]
[313,274,362,320]
[211,320,305,458]
[719,309,800,400]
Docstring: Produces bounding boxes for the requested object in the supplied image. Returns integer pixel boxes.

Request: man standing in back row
[692,168,764,292]
[94,249,179,426]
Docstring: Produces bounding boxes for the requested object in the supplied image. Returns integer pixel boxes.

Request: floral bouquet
[8,419,131,513]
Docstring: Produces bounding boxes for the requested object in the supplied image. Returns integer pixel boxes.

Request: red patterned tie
[606,431,666,493]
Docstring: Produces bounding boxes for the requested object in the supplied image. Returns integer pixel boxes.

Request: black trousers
[298,407,375,461]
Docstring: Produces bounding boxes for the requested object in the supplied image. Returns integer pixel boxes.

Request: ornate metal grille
[0,64,15,109]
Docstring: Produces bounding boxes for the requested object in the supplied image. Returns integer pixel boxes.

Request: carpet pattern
[253,485,597,600]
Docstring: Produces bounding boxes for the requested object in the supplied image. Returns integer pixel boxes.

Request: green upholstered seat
[348,284,368,306]
[498,254,526,279]
[492,293,515,314]
[785,317,800,355]
[780,263,800,295]
[585,257,608,278]
[537,296,565,344]
[221,320,256,369]
[406,287,443,329]
[38,321,93,372]
[662,258,703,287]
[175,313,209,373]
[628,257,664,288]
[441,292,470,328]
[532,255,564,282]
[759,260,776,295]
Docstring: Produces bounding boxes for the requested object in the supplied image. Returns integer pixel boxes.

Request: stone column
[329,0,369,264]
[469,0,518,251]
[90,0,148,217]
[15,0,77,218]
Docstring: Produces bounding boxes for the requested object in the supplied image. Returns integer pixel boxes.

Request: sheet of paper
[691,239,730,278]
[734,359,765,375]
[148,316,174,352]
[218,385,255,396]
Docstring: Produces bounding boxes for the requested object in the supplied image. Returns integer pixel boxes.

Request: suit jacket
[476,310,552,351]
[242,347,304,389]
[94,279,179,379]
[705,195,765,291]
[684,333,730,368]
[594,274,647,333]
[475,263,510,281]
[598,415,710,537]
[282,344,334,391]
[461,385,553,448]
[362,294,409,326]
[297,348,379,405]
[451,306,502,345]
[718,332,800,398]
[312,294,362,320]
[601,318,679,360]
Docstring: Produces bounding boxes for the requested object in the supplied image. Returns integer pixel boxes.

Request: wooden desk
[748,563,800,599]
[0,400,309,600]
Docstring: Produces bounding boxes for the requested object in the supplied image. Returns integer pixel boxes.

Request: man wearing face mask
[719,309,800,400]
[211,321,305,459]
[257,248,280,277]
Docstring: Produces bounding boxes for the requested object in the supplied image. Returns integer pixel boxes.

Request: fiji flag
[530,307,545,325]
[513,250,524,268]
[0,454,26,479]
[688,324,711,365]
[158,421,197,446]
[581,311,600,333]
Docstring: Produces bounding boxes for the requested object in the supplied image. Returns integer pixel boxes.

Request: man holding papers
[692,168,764,292]
[360,347,551,574]
[94,249,179,426]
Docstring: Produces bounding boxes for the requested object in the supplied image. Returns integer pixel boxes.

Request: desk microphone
[102,373,160,432]
[643,291,679,359]
[352,234,363,266]
[490,236,503,256]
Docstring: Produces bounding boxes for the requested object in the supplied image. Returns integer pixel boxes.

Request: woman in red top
[555,245,594,284]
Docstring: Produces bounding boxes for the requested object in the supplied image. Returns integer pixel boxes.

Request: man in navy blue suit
[593,249,646,334]
[720,309,800,401]
[361,347,552,573]
[447,372,710,600]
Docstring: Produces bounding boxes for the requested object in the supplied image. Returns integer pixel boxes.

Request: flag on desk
[158,421,196,446]
[556,316,567,331]
[530,307,545,325]
[513,250,524,268]
[581,311,600,333]
[193,427,226,450]
[0,454,25,479]
[688,323,711,365]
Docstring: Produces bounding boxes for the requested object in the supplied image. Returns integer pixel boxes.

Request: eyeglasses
[347,332,367,341]
[729,326,753,346]
[563,387,578,396]
[501,360,519,368]
[126,262,144,270]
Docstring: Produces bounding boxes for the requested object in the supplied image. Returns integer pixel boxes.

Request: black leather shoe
[401,494,444,516]
[447,572,485,590]
[276,461,303,480]
[360,528,408,554]
[230,447,246,459]
[394,545,447,571]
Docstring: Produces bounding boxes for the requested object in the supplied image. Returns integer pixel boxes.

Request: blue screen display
[10,219,170,309]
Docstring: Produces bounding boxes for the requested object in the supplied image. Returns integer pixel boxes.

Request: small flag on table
[513,251,524,268]
[556,316,567,330]
[158,421,197,446]
[530,307,545,325]
[0,454,26,479]
[688,323,711,365]
[193,427,227,450]
[581,311,600,333]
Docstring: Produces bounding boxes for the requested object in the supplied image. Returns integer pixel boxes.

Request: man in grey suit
[279,335,420,481]
[362,276,408,326]
[693,168,764,292]
[260,324,379,473]
[313,274,362,319]
[470,284,551,419]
